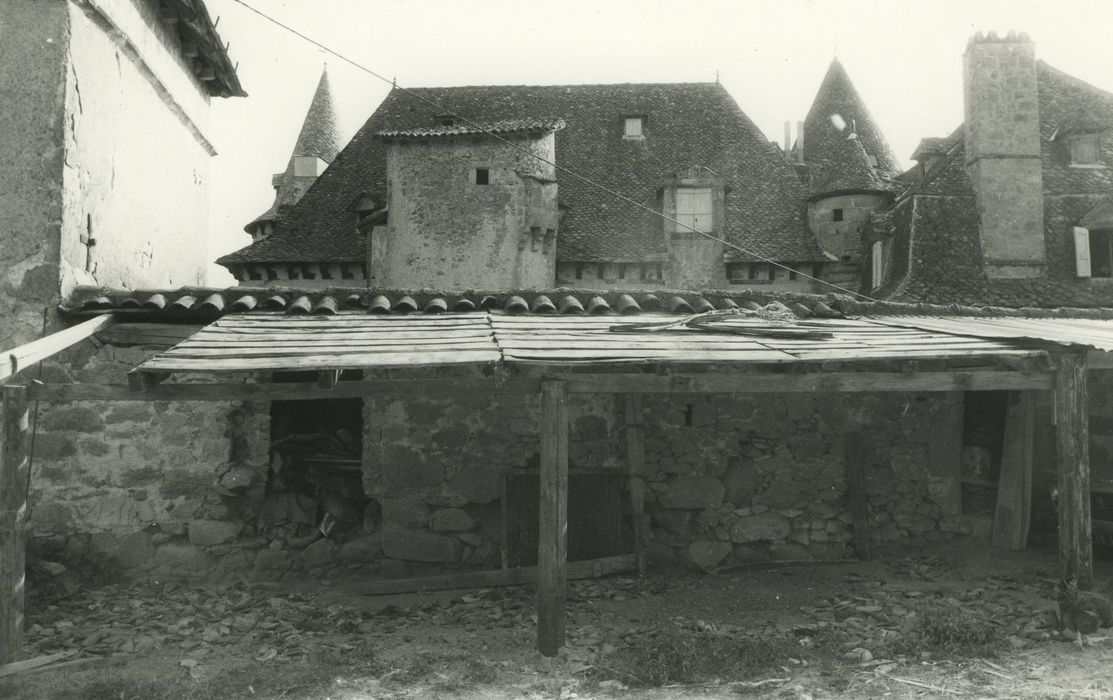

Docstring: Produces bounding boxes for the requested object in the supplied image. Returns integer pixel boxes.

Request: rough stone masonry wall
[363,388,968,573]
[28,342,271,581]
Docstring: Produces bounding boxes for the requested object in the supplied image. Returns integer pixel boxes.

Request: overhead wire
[228,0,880,302]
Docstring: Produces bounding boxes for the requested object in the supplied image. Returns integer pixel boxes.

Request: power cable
[229,0,879,302]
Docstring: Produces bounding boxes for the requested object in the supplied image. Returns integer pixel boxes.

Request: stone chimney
[963,31,1045,278]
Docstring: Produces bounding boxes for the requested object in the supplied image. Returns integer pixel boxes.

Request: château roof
[802,58,901,179]
[377,117,566,139]
[219,82,823,266]
[292,68,341,162]
[807,133,893,199]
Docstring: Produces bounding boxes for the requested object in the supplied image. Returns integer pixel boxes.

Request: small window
[1070,135,1101,165]
[618,263,627,280]
[1090,229,1113,278]
[833,208,844,222]
[623,117,644,139]
[475,168,490,185]
[340,264,355,280]
[574,264,584,280]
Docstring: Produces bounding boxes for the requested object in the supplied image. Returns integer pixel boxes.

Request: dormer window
[623,116,645,140]
[1069,134,1101,166]
[676,187,712,233]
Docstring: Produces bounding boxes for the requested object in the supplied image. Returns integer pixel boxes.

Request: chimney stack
[796,121,805,164]
[963,30,1045,278]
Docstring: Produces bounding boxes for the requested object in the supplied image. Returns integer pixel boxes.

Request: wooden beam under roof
[1,315,113,384]
[28,369,1053,403]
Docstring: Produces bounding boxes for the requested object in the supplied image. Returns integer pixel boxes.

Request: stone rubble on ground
[22,556,1064,675]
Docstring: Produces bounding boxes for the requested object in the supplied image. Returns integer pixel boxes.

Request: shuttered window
[676,187,713,233]
[1085,227,1113,278]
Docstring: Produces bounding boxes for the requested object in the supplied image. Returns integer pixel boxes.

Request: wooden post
[624,394,647,576]
[1,385,30,664]
[1055,354,1092,588]
[537,381,568,656]
[993,391,1035,550]
[844,432,873,561]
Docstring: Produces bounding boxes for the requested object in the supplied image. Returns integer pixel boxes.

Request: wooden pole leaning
[1,385,30,663]
[537,380,568,657]
[1054,353,1092,588]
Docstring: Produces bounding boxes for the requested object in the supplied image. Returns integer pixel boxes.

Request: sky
[203,0,1113,284]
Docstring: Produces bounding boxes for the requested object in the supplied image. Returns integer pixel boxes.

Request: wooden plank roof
[133,312,1049,375]
[869,316,1113,353]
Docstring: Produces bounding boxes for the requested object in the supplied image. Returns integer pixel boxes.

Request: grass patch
[591,627,803,688]
[895,609,1008,658]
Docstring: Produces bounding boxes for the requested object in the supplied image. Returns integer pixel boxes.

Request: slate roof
[238,69,342,238]
[909,137,951,161]
[377,117,566,139]
[807,134,894,199]
[802,59,902,180]
[874,61,1113,307]
[292,68,342,163]
[219,82,823,266]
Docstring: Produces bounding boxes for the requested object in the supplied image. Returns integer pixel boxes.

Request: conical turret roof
[808,133,892,199]
[803,58,901,178]
[291,67,341,162]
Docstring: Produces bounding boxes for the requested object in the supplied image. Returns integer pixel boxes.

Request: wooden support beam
[361,555,636,596]
[1,315,113,383]
[317,370,341,390]
[29,377,542,402]
[559,371,1051,395]
[993,391,1035,550]
[94,323,201,347]
[537,380,568,657]
[1,386,30,664]
[1055,353,1092,588]
[624,394,648,576]
[126,370,170,391]
[844,432,873,561]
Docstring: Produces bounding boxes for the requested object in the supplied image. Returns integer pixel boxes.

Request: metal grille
[502,470,631,568]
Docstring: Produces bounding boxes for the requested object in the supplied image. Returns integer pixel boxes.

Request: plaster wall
[0,0,69,348]
[59,1,214,294]
[377,133,558,290]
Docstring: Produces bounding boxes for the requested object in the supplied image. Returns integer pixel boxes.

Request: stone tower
[800,58,896,288]
[245,67,341,241]
[963,31,1045,278]
[374,118,562,290]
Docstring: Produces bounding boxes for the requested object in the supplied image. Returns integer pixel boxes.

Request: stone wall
[361,386,968,572]
[41,358,1113,582]
[377,131,559,290]
[28,342,271,580]
[962,33,1045,277]
[808,193,889,262]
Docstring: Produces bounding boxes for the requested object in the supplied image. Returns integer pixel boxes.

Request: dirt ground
[5,541,1113,699]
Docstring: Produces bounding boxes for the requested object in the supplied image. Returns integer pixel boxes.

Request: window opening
[1091,229,1113,278]
[623,116,644,138]
[475,168,490,185]
[1070,135,1101,165]
[269,370,370,543]
[833,208,844,222]
[676,187,713,232]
